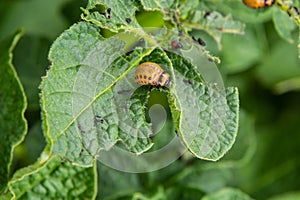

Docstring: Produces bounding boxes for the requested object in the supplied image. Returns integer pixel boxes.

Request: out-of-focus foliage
[0,0,300,199]
[0,30,27,193]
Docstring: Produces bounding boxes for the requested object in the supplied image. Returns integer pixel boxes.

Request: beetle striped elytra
[135,62,170,86]
[242,0,275,9]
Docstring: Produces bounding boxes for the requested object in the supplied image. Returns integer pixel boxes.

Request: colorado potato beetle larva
[135,62,170,86]
[242,0,275,9]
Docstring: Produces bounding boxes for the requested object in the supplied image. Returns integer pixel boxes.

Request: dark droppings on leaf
[94,115,105,125]
[204,11,212,18]
[77,124,85,134]
[105,8,111,19]
[183,79,193,85]
[197,38,206,46]
[107,8,111,14]
[117,89,131,94]
[79,148,84,156]
[192,36,206,46]
[208,57,214,62]
[125,18,131,24]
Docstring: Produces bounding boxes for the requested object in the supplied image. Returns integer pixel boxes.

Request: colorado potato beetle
[242,0,274,9]
[135,62,170,86]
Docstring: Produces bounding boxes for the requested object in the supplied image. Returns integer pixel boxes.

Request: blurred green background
[1,0,300,199]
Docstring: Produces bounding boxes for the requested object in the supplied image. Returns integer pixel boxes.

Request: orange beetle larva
[135,62,170,86]
[242,0,274,9]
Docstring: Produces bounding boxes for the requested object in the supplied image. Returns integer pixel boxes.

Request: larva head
[157,71,170,86]
[242,0,274,9]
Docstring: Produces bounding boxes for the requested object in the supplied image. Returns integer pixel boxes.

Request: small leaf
[8,156,97,199]
[0,31,27,191]
[201,187,253,200]
[273,8,296,43]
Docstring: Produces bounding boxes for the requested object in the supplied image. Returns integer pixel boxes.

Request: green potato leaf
[0,31,27,191]
[8,156,97,199]
[40,22,155,166]
[40,20,239,166]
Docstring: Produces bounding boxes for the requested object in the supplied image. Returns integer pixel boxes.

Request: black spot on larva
[139,75,142,78]
[148,77,152,80]
[125,18,131,24]
[144,75,147,79]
